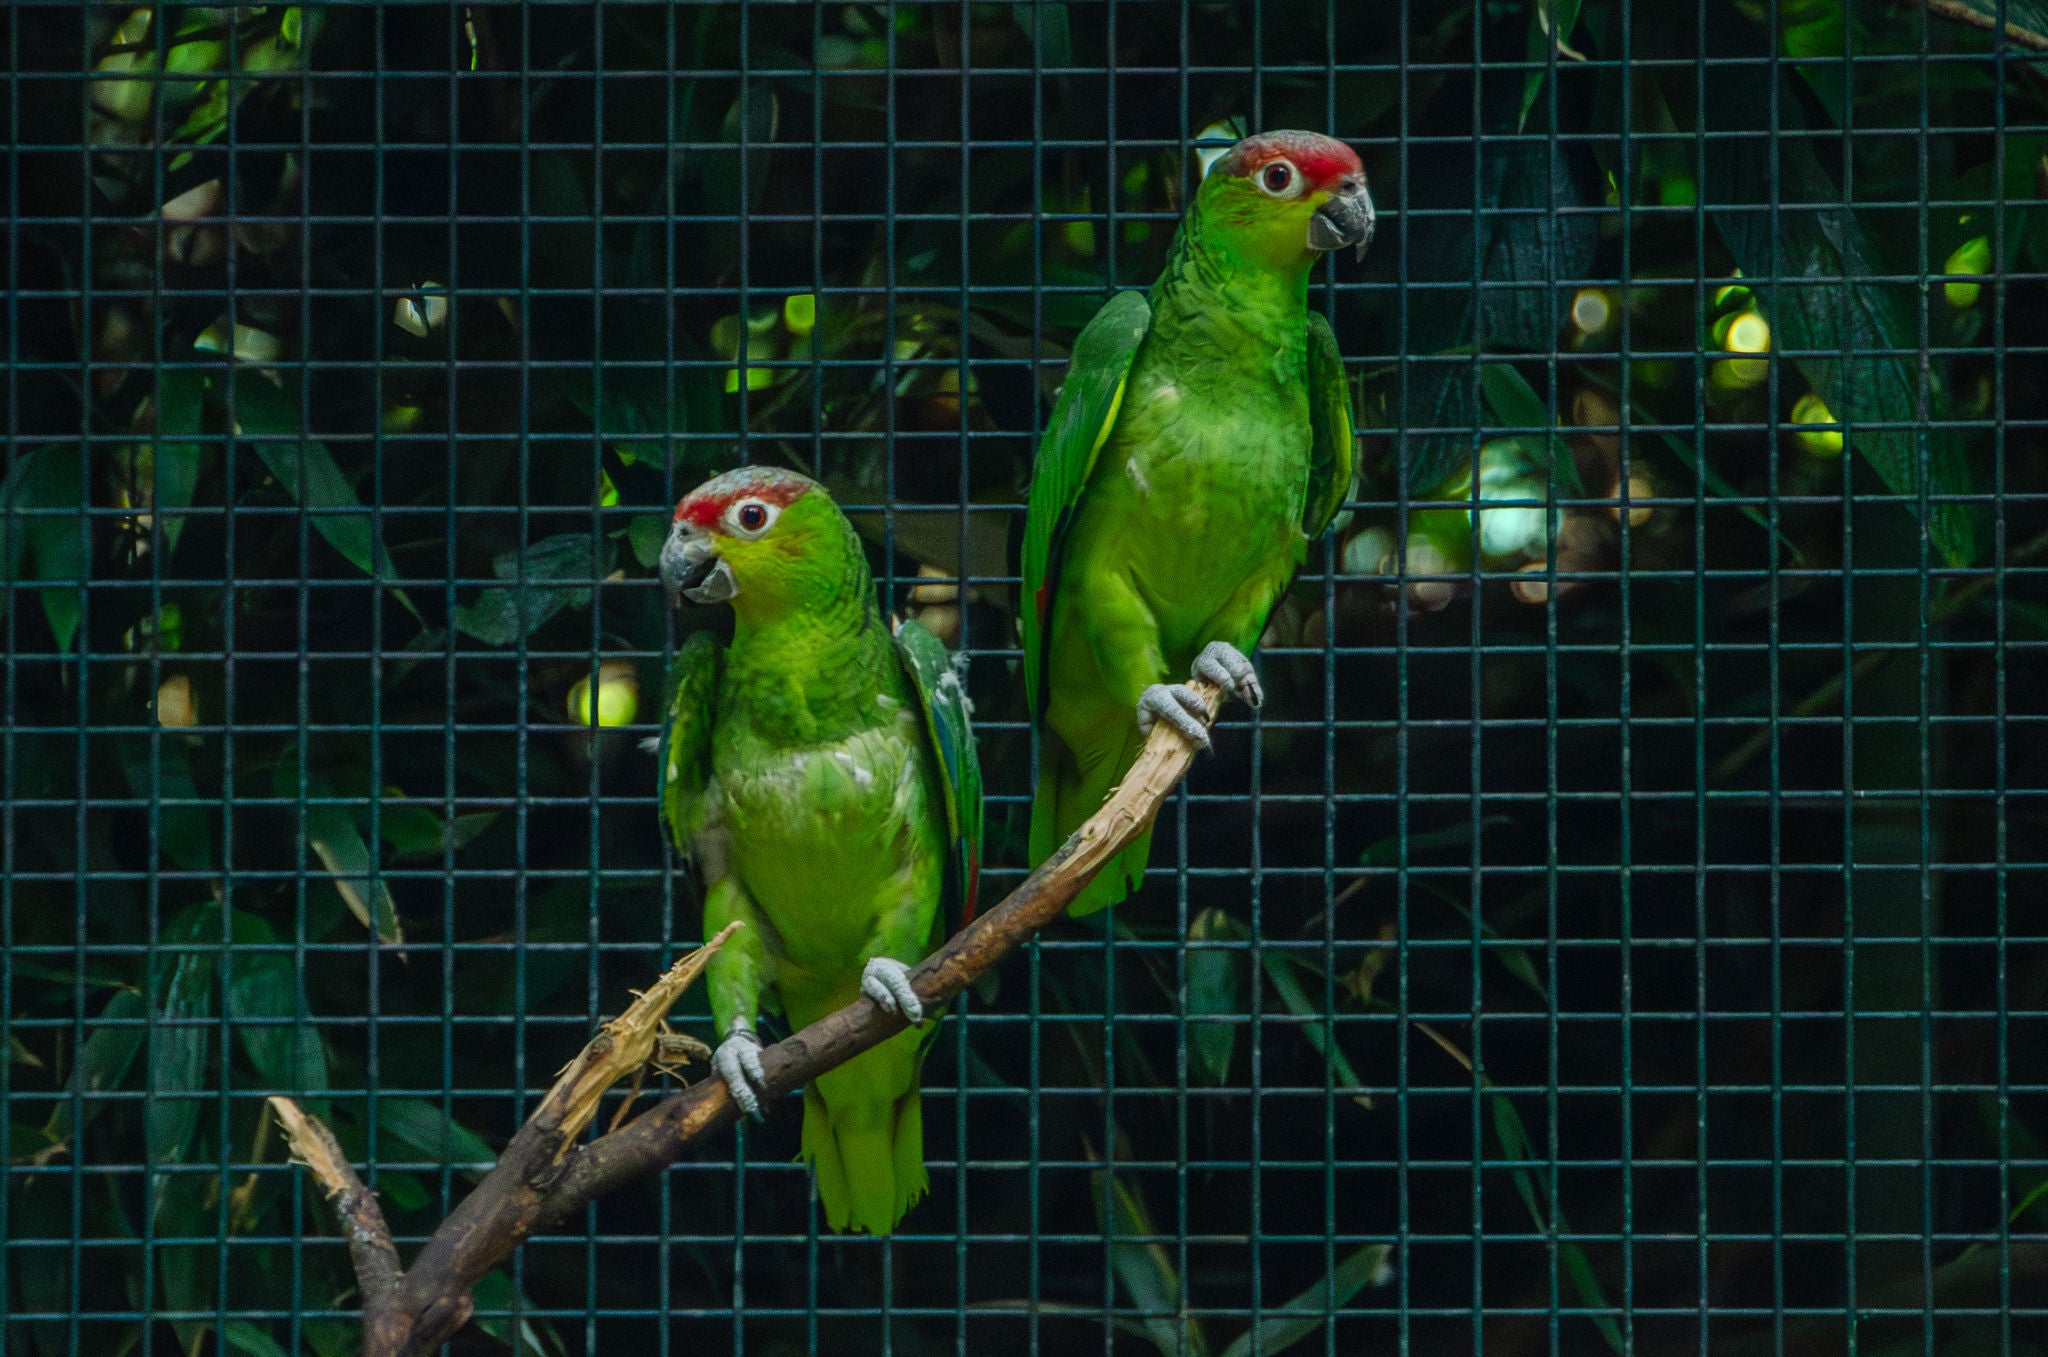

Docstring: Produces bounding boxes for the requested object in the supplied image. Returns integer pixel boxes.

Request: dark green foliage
[3,2,2043,1354]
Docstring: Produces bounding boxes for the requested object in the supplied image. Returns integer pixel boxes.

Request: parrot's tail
[1032,728,1151,917]
[800,1029,928,1235]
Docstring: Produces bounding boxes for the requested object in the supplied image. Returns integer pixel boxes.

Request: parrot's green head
[1196,130,1374,272]
[660,466,864,624]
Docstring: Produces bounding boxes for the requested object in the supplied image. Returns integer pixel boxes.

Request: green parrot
[1022,130,1371,916]
[656,466,982,1235]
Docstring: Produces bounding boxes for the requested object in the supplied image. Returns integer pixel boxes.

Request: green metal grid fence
[3,2,2043,1353]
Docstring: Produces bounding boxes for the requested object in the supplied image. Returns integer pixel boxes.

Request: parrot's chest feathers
[709,712,929,908]
[715,717,919,841]
[1110,359,1312,534]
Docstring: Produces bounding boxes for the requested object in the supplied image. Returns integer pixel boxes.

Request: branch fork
[276,680,1225,1356]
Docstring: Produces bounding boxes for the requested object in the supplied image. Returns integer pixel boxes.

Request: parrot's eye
[724,499,779,539]
[1258,159,1302,198]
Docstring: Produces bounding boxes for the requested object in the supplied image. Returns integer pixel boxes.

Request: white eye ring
[723,498,780,539]
[1256,158,1304,199]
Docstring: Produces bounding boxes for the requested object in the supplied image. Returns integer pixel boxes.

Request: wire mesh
[3,2,2043,1354]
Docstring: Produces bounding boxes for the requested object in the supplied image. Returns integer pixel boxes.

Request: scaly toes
[861,956,925,1026]
[713,1030,767,1120]
[1136,683,1213,749]
[1192,641,1263,710]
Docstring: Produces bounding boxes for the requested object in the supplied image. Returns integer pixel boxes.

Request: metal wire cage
[4,2,2043,1354]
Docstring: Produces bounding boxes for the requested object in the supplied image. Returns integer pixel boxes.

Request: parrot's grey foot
[1192,641,1263,710]
[712,1024,768,1121]
[1136,683,1213,750]
[861,957,925,1026]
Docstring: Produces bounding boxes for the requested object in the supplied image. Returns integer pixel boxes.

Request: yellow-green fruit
[1709,310,1771,390]
[782,293,816,338]
[568,661,640,728]
[1944,235,1991,309]
[156,674,198,728]
[1790,392,1845,457]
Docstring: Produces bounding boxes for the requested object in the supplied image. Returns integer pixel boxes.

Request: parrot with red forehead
[1022,129,1371,915]
[656,466,981,1235]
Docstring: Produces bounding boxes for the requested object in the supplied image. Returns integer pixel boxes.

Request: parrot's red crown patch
[674,465,819,527]
[1217,130,1363,190]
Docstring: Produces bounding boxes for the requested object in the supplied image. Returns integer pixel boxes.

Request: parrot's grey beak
[660,524,738,606]
[1308,176,1375,262]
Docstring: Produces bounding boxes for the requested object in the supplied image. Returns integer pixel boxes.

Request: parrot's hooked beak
[1308,176,1375,262]
[660,524,738,606]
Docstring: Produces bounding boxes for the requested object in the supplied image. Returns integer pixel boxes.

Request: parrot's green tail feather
[1033,729,1152,917]
[800,1037,929,1235]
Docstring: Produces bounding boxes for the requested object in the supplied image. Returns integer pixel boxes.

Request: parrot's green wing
[1302,309,1358,540]
[892,617,984,926]
[657,629,723,857]
[1020,288,1153,718]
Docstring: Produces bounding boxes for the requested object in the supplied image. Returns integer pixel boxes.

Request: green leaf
[1488,1091,1623,1353]
[148,916,219,1166]
[1708,94,1976,564]
[46,988,148,1148]
[25,451,87,653]
[8,1175,73,1357]
[1016,2,1072,65]
[1216,1243,1392,1357]
[380,802,498,863]
[223,378,420,617]
[152,370,208,559]
[1185,908,1246,1086]
[705,88,778,217]
[451,532,617,646]
[556,340,726,453]
[1,444,85,644]
[1643,415,1806,565]
[119,739,214,873]
[375,1098,497,1178]
[1478,364,1584,497]
[220,1321,291,1357]
[305,804,402,946]
[8,956,133,989]
[1091,1169,1204,1357]
[224,911,327,1099]
[1519,0,1584,132]
[372,1170,431,1214]
[1360,814,1511,869]
[1395,115,1600,494]
[301,1320,360,1357]
[469,1270,570,1357]
[155,1171,215,1352]
[1261,952,1370,1108]
[627,513,669,569]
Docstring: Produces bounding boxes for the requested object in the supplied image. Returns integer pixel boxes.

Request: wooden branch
[1906,0,2048,51]
[273,919,741,1357]
[269,1095,405,1350]
[536,677,1223,1220]
[284,679,1224,1356]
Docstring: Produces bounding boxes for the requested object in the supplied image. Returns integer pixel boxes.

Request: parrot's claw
[712,1025,768,1121]
[861,957,925,1026]
[1191,641,1263,710]
[1137,683,1213,750]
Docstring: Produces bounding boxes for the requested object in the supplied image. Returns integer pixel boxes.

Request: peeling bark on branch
[280,681,1224,1356]
[1905,0,2048,51]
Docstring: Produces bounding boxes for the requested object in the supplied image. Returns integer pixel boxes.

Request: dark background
[3,2,2045,1354]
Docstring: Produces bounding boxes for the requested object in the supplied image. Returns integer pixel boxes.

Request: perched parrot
[656,466,982,1235]
[1022,130,1372,916]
